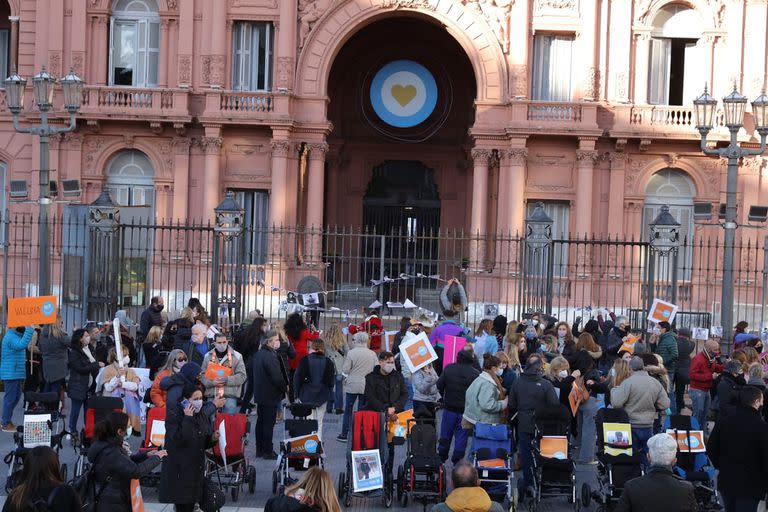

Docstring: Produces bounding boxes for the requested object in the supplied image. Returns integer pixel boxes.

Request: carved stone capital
[502,148,529,166]
[271,140,291,157]
[173,137,191,155]
[576,150,599,164]
[307,142,329,161]
[471,148,493,165]
[201,137,223,155]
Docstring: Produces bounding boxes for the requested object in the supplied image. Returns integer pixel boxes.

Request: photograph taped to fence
[6,296,58,327]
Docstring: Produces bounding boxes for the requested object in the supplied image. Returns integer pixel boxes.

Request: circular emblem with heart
[370,60,438,128]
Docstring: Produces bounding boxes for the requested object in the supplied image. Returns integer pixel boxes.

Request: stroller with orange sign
[205,412,256,502]
[138,406,166,487]
[272,403,325,494]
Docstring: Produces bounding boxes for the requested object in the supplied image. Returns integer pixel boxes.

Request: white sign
[351,449,384,492]
[398,331,438,373]
[218,420,227,469]
[113,318,124,368]
[23,413,52,448]
[711,326,723,338]
[692,328,710,341]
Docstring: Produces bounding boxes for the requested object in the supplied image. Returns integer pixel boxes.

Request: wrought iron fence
[1,210,767,337]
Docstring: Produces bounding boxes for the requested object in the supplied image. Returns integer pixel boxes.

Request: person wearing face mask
[544,356,579,415]
[364,351,408,467]
[293,339,336,438]
[138,296,165,346]
[252,330,289,459]
[521,324,539,356]
[412,362,440,418]
[150,349,187,408]
[437,346,480,464]
[101,346,142,435]
[462,355,508,428]
[158,386,219,512]
[67,329,105,433]
[177,323,209,366]
[554,321,576,358]
[200,333,247,414]
[88,411,166,512]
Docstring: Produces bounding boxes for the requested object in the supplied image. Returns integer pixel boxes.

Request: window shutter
[648,38,671,105]
[147,21,160,86]
[137,19,147,86]
[108,18,116,85]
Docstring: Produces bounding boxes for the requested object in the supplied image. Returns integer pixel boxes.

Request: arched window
[109,0,160,87]
[643,168,696,280]
[648,4,704,105]
[106,149,155,208]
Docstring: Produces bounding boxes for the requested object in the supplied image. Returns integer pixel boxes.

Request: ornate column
[632,33,651,103]
[91,15,109,85]
[8,16,18,73]
[207,0,227,88]
[506,148,529,236]
[172,137,191,220]
[470,148,491,269]
[495,147,528,272]
[276,0,298,92]
[508,0,529,97]
[177,0,193,87]
[607,152,627,236]
[158,18,171,87]
[575,150,598,236]
[269,139,290,229]
[201,134,223,221]
[305,142,328,264]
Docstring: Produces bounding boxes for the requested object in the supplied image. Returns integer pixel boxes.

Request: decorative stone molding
[166,0,178,10]
[63,133,83,151]
[471,148,493,164]
[202,55,225,86]
[84,136,107,175]
[271,140,291,157]
[503,148,529,166]
[460,0,513,53]
[276,57,293,90]
[201,137,223,155]
[48,51,62,77]
[123,134,135,148]
[576,150,599,163]
[173,137,191,155]
[178,55,192,85]
[71,52,85,76]
[307,142,329,161]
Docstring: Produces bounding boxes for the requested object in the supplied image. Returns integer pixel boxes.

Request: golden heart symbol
[391,84,417,107]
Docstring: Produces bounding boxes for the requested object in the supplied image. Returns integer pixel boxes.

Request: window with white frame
[531,34,574,101]
[106,149,155,209]
[231,22,273,91]
[647,5,703,105]
[110,0,160,87]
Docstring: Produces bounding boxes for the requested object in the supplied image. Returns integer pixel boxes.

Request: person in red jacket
[349,311,383,353]
[284,313,319,371]
[688,339,724,435]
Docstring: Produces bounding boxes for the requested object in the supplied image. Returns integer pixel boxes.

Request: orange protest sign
[204,362,233,381]
[130,479,144,512]
[6,296,58,327]
[648,298,678,324]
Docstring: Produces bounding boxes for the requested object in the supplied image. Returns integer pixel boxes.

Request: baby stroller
[205,412,256,502]
[138,406,166,488]
[337,410,394,508]
[72,396,124,478]
[4,392,67,491]
[530,404,580,512]
[396,417,447,510]
[664,415,721,511]
[272,403,324,494]
[470,423,517,511]
[585,407,643,511]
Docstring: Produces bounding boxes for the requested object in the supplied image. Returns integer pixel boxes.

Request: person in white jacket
[337,332,377,442]
[101,346,143,434]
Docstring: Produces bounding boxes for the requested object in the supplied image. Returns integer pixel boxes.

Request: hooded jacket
[431,486,504,512]
[509,365,559,434]
[437,350,480,413]
[0,327,33,381]
[364,365,408,413]
[463,372,508,426]
[610,370,670,428]
[653,331,679,375]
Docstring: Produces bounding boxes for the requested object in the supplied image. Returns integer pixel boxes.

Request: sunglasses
[177,357,187,362]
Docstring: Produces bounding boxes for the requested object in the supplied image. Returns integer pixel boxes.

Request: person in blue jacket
[1,326,34,432]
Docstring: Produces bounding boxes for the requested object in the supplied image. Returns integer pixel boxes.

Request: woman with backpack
[293,339,335,438]
[2,446,81,511]
[87,411,166,511]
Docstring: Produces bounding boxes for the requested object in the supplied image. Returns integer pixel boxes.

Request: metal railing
[219,91,274,113]
[527,101,583,122]
[629,105,726,128]
[1,212,766,335]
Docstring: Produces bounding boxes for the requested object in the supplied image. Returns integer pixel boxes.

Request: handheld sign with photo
[692,328,710,341]
[387,409,414,443]
[351,449,384,492]
[442,334,467,368]
[603,423,632,456]
[399,332,438,373]
[711,326,724,338]
[383,331,398,352]
[7,296,58,327]
[648,298,678,324]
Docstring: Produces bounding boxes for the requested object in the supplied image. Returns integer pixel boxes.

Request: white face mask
[122,356,130,366]
[610,368,617,377]
[558,370,569,379]
[558,331,566,339]
[191,399,203,413]
[215,342,228,353]
[382,363,395,374]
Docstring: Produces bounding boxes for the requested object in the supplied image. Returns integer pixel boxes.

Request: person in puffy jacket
[293,339,335,438]
[431,461,504,512]
[463,355,508,426]
[412,363,440,418]
[150,349,187,408]
[251,330,288,458]
[651,321,679,376]
[1,326,33,432]
[87,411,165,512]
[364,351,408,466]
[437,347,479,463]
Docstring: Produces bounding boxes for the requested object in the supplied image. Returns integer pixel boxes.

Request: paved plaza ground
[0,398,603,511]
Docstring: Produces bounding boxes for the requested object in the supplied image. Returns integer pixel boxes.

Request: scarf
[82,346,96,363]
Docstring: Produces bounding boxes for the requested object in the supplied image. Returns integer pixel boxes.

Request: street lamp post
[694,85,768,349]
[523,202,554,315]
[649,205,681,305]
[4,67,83,296]
[211,191,244,324]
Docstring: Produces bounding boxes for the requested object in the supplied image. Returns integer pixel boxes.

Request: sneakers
[2,423,16,433]
[336,434,347,442]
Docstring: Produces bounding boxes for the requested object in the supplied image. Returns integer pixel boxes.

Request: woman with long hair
[265,467,342,512]
[568,333,605,463]
[142,325,165,379]
[87,412,165,511]
[101,346,143,435]
[3,446,80,511]
[39,319,70,395]
[284,313,319,373]
[462,355,507,427]
[505,333,526,373]
[237,316,268,413]
[473,319,498,368]
[323,322,347,414]
[150,349,187,408]
[554,321,576,358]
[67,328,105,433]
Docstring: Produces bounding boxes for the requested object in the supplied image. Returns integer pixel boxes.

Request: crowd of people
[2,288,768,511]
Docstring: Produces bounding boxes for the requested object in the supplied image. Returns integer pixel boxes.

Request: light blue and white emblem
[370,60,438,128]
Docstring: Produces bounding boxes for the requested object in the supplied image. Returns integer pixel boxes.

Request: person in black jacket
[175,323,209,366]
[138,296,165,345]
[672,327,696,414]
[67,329,104,433]
[714,360,745,420]
[158,386,218,511]
[2,445,81,512]
[364,351,407,467]
[160,361,223,445]
[616,433,697,512]
[236,316,267,413]
[707,386,768,512]
[436,347,480,463]
[87,411,165,512]
[252,330,288,459]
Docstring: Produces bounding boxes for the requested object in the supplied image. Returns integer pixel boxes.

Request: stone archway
[295,0,508,106]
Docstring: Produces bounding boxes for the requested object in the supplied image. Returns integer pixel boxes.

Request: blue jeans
[340,393,366,437]
[438,409,469,463]
[327,375,344,413]
[405,378,413,410]
[577,396,599,462]
[689,388,711,434]
[721,494,760,512]
[2,379,23,426]
[518,431,535,491]
[631,426,653,468]
[69,398,85,432]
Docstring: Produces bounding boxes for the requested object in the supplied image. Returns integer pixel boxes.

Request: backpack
[26,485,64,512]
[69,448,110,512]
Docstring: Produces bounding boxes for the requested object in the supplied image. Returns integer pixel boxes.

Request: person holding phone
[159,386,219,511]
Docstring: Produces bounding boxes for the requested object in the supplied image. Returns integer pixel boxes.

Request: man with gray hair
[337,331,378,442]
[615,433,697,511]
[610,356,670,465]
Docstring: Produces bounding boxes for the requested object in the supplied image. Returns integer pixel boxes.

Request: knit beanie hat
[180,361,202,382]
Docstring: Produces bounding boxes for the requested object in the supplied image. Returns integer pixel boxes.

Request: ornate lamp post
[523,202,554,314]
[694,85,768,348]
[211,192,244,324]
[4,67,83,295]
[649,205,681,304]
[525,202,554,251]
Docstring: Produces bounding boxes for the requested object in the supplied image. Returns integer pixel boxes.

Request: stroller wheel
[581,483,591,508]
[399,491,408,508]
[231,486,240,502]
[272,469,279,494]
[384,489,393,508]
[396,466,404,501]
[247,466,256,494]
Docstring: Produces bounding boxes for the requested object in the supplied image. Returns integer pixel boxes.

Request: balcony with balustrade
[198,89,285,126]
[505,100,602,137]
[78,86,191,124]
[609,104,732,141]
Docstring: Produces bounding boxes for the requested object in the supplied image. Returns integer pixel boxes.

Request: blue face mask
[540,344,548,352]
[495,368,503,376]
[525,331,536,340]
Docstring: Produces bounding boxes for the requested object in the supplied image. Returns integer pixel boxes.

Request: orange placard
[648,298,678,324]
[130,479,144,512]
[619,334,641,354]
[399,332,438,373]
[387,409,415,442]
[666,429,705,453]
[477,458,506,468]
[205,362,233,381]
[6,296,58,327]
[540,436,568,459]
[568,380,587,416]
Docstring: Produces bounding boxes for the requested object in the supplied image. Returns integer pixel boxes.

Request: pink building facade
[0,0,767,326]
